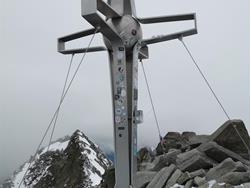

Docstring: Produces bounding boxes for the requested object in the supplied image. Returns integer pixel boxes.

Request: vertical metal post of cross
[58,0,198,187]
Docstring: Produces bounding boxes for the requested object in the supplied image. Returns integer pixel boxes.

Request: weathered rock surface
[184,179,193,188]
[189,135,210,149]
[217,172,250,185]
[189,169,206,178]
[150,149,181,171]
[210,120,250,160]
[176,171,191,185]
[206,158,247,181]
[165,169,182,188]
[193,176,207,187]
[146,164,176,188]
[198,141,250,165]
[176,149,215,172]
[156,132,191,155]
[134,171,156,188]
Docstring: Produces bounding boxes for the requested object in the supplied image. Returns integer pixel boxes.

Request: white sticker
[121,89,126,97]
[117,52,124,60]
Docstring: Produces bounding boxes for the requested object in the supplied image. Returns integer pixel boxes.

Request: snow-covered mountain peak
[2,130,112,188]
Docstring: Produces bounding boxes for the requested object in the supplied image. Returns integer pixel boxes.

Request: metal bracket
[135,110,143,124]
[82,0,123,44]
[96,0,122,19]
[138,46,149,60]
[137,13,197,46]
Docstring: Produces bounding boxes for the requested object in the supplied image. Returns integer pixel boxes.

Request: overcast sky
[0,0,249,182]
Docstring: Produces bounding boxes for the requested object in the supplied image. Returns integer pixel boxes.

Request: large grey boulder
[134,171,157,188]
[217,172,250,185]
[164,169,182,188]
[184,179,193,188]
[176,169,206,185]
[156,132,190,155]
[198,141,249,165]
[176,149,215,172]
[150,149,181,171]
[188,135,210,149]
[189,169,206,178]
[182,132,196,140]
[210,120,250,160]
[193,176,207,187]
[176,172,191,185]
[146,164,176,188]
[206,158,247,181]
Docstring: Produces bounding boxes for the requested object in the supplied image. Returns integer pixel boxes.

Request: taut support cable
[17,29,98,188]
[47,54,74,151]
[140,61,163,141]
[179,37,250,153]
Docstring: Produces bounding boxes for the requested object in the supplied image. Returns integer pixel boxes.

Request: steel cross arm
[136,13,196,24]
[58,0,124,55]
[58,28,107,54]
[59,47,107,55]
[137,13,197,46]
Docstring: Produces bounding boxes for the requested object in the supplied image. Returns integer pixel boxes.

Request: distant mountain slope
[2,130,112,188]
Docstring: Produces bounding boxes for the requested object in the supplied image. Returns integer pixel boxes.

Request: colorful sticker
[116,99,123,106]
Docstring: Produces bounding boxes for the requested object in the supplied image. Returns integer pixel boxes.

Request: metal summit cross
[58,0,197,187]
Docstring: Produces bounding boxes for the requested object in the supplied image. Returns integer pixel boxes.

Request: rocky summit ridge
[101,120,250,188]
[1,119,250,188]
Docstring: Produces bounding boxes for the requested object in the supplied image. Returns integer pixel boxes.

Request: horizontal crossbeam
[142,29,197,46]
[138,13,197,46]
[58,28,107,54]
[137,13,196,24]
[59,46,107,55]
[58,28,97,42]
